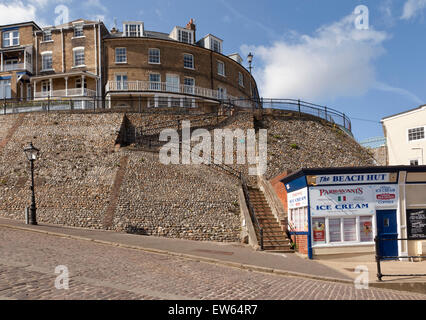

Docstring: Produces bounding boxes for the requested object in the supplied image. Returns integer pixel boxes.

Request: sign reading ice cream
[288,188,308,209]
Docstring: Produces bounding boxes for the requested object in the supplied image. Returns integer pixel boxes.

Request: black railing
[375,236,426,281]
[2,96,352,133]
[232,98,352,133]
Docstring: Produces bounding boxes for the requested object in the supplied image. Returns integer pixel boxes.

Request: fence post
[139,95,142,113]
[298,99,301,117]
[3,98,6,115]
[47,96,50,112]
[260,228,264,251]
[324,106,328,121]
[375,236,383,281]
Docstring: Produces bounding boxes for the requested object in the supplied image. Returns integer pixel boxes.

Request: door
[115,74,127,90]
[376,210,398,259]
[166,74,179,93]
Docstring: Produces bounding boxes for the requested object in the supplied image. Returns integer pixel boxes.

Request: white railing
[105,80,258,109]
[106,80,226,100]
[34,88,96,99]
[2,62,33,73]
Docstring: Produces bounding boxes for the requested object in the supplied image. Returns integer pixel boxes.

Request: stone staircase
[248,187,293,253]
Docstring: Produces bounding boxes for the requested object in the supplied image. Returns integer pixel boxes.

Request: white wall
[383,106,426,165]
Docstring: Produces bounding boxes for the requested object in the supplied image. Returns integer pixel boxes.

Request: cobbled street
[0,226,425,300]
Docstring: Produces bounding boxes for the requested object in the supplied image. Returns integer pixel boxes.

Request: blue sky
[1,0,425,141]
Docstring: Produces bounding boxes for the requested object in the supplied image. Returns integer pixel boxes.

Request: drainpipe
[61,28,65,73]
[98,22,102,103]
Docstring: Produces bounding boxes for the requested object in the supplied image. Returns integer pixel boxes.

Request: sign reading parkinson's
[310,184,398,216]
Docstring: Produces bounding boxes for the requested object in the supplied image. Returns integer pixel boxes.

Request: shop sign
[288,188,308,209]
[311,173,397,186]
[407,209,426,240]
[374,185,398,207]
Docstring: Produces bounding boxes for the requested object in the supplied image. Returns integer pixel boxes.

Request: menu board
[407,209,426,240]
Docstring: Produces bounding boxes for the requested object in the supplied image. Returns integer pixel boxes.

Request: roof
[0,21,41,31]
[280,165,426,184]
[381,104,426,122]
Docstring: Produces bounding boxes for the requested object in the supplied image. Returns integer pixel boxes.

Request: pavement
[0,217,425,296]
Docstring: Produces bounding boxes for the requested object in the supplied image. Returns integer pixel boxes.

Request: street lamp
[247,52,254,74]
[24,142,40,226]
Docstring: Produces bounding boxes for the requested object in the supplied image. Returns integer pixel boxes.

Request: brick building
[0,18,259,110]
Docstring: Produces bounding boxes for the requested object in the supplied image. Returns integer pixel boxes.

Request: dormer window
[43,30,52,42]
[74,24,84,38]
[123,22,144,37]
[178,29,193,44]
[211,38,221,53]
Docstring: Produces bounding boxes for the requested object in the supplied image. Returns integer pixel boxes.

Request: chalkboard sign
[407,209,426,240]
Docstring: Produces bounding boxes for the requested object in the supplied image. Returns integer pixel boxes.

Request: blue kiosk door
[376,210,398,259]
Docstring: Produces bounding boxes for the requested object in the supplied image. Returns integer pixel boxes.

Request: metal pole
[375,236,382,281]
[260,228,264,251]
[29,159,37,225]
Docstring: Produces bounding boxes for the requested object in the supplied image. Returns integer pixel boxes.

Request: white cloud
[242,14,390,101]
[401,0,426,20]
[0,1,38,25]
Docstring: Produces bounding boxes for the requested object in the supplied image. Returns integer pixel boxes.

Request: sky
[1,0,425,141]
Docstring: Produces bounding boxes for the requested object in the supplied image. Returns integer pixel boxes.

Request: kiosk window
[343,218,357,242]
[360,216,373,242]
[329,219,341,242]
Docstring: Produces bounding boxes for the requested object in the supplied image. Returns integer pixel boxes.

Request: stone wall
[264,115,376,180]
[0,113,123,228]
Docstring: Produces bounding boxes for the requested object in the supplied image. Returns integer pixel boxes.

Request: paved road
[0,227,425,300]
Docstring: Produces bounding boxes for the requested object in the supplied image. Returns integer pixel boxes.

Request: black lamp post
[24,142,40,226]
[247,52,254,74]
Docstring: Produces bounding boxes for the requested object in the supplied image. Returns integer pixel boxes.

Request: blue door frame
[376,210,398,259]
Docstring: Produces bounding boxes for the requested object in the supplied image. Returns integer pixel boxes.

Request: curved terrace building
[103,19,259,109]
[0,18,259,111]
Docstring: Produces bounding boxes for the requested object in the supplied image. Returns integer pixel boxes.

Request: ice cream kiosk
[280,166,426,260]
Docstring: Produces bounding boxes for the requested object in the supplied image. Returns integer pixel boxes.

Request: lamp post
[247,52,254,74]
[24,142,40,226]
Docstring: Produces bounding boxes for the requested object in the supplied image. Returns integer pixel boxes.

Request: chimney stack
[186,18,196,41]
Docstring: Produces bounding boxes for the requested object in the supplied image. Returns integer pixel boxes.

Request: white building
[382,105,426,166]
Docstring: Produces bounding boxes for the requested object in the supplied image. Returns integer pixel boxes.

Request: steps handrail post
[375,236,383,281]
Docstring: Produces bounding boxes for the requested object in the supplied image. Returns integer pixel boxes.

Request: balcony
[34,88,96,99]
[106,80,227,100]
[1,62,33,73]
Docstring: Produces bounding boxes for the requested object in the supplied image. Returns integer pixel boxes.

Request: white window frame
[148,48,161,64]
[41,51,53,71]
[184,77,195,95]
[42,30,53,42]
[124,23,143,37]
[183,53,194,69]
[115,47,127,64]
[407,126,425,142]
[73,24,84,38]
[0,79,11,99]
[149,73,161,91]
[211,38,222,53]
[115,73,128,90]
[2,30,19,47]
[217,60,225,77]
[311,215,375,248]
[178,29,194,44]
[73,47,85,67]
[238,72,244,87]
